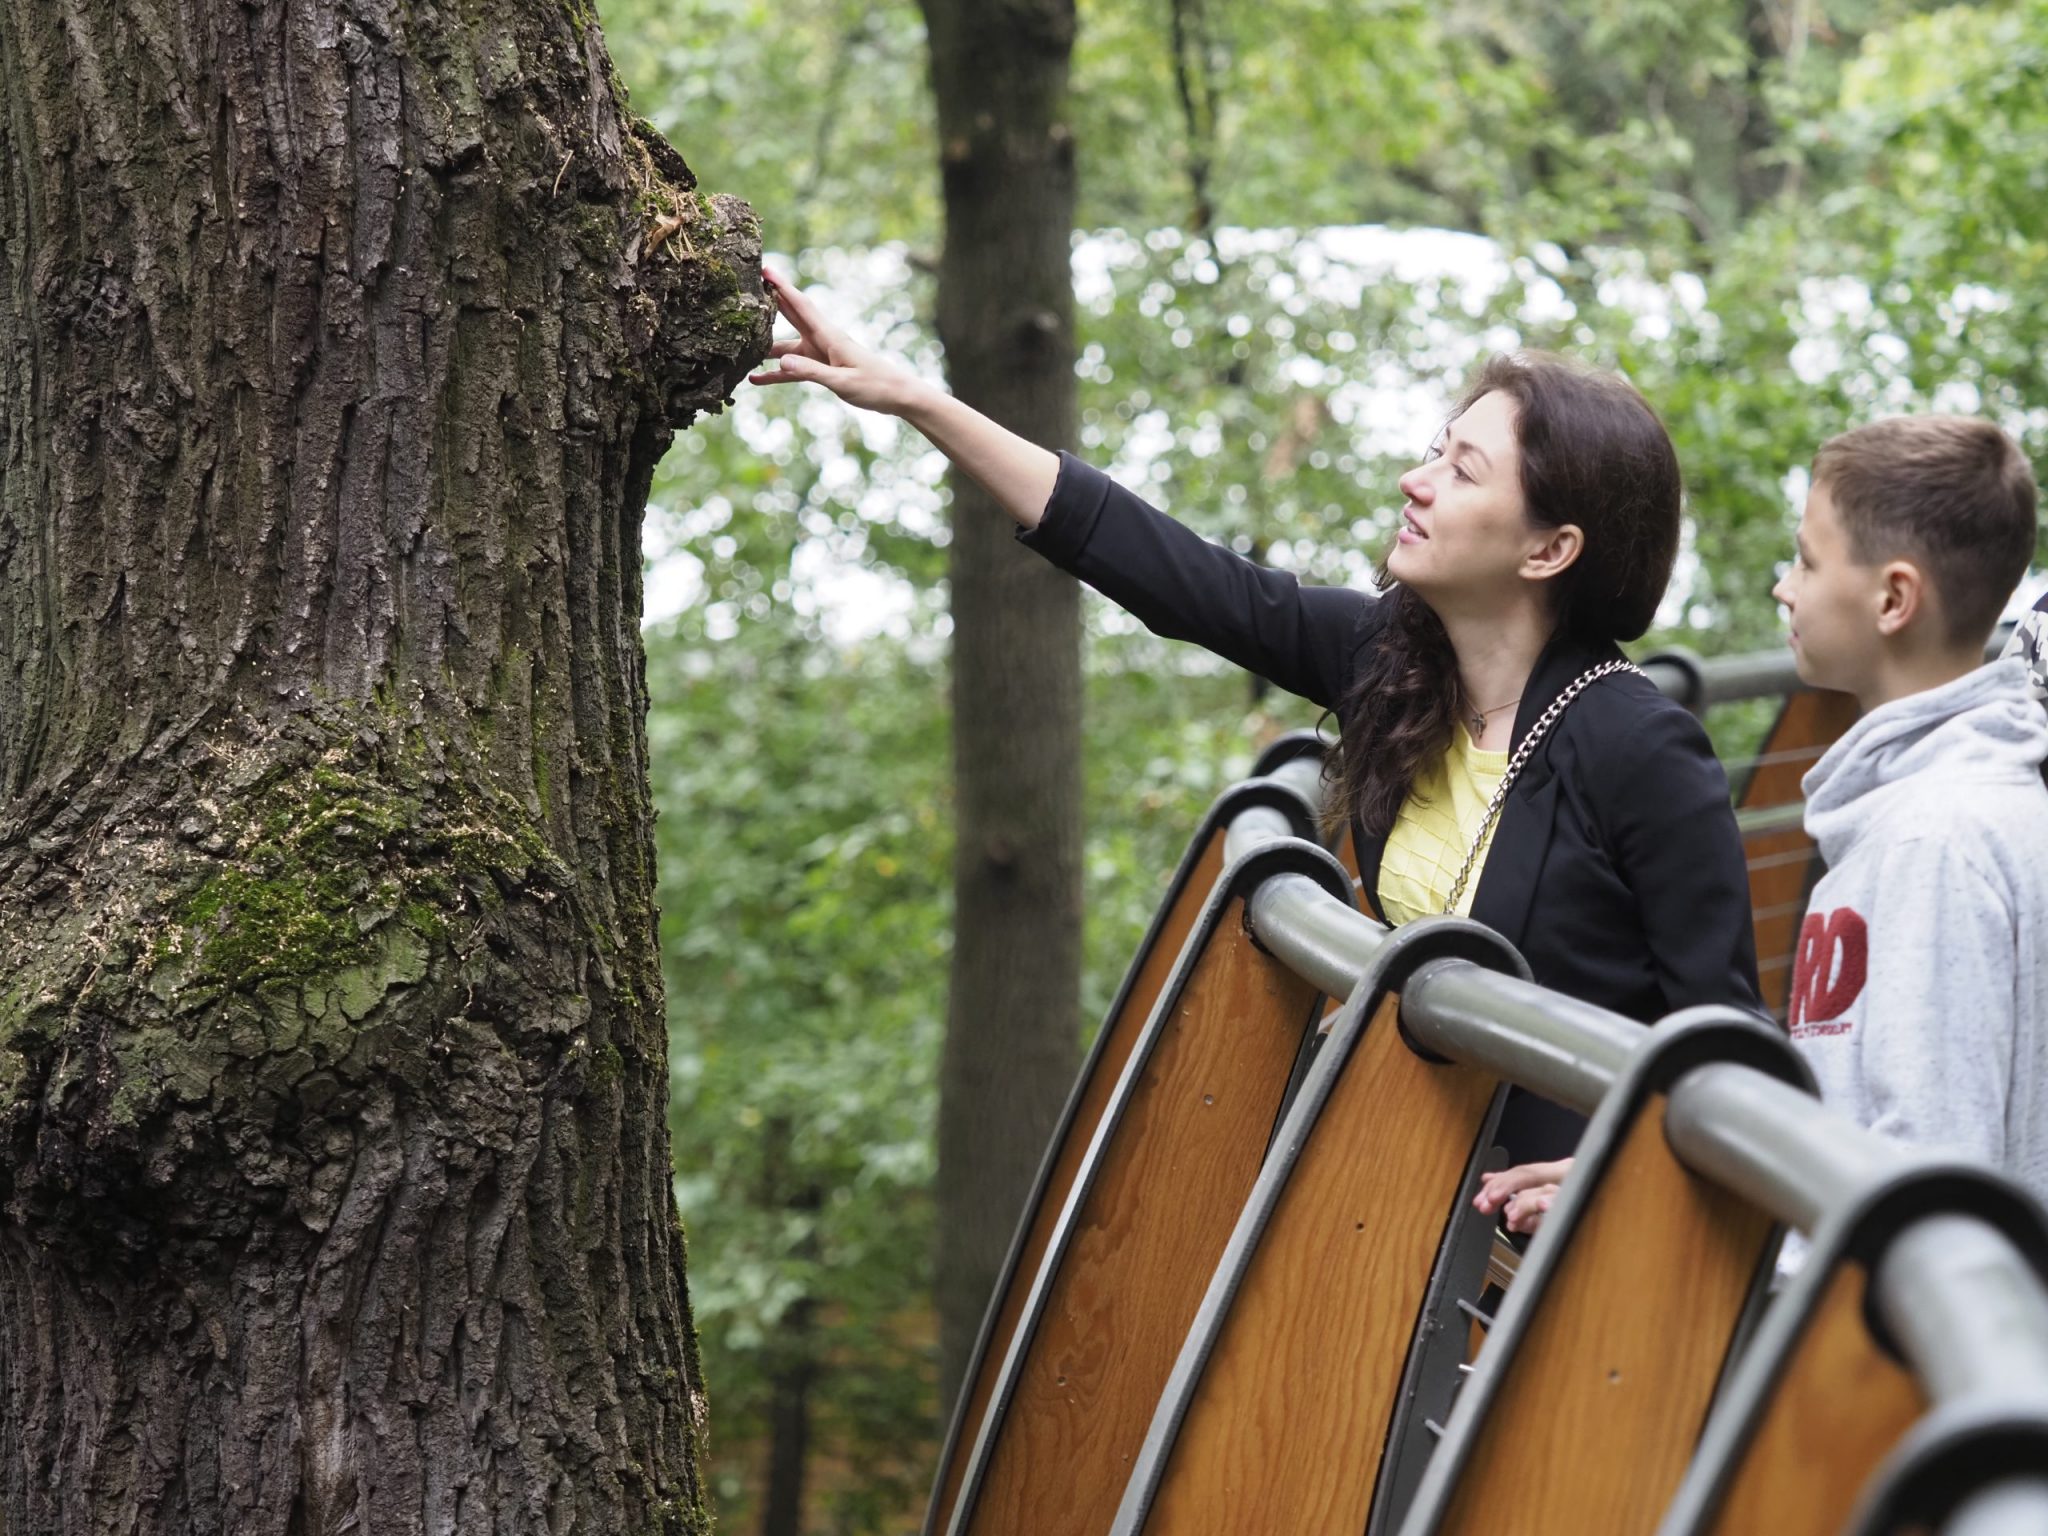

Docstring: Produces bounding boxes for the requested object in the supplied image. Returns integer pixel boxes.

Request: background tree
[0,2,769,1531]
[917,0,1090,1416]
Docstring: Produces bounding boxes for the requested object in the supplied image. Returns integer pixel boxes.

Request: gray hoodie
[1792,657,2048,1206]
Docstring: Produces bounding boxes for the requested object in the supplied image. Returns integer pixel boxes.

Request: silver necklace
[1442,660,1645,913]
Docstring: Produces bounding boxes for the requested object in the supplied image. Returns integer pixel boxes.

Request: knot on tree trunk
[627,180,779,429]
[0,702,626,1262]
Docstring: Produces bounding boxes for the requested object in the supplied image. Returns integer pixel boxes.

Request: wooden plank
[958,896,1324,1536]
[1434,1095,1777,1535]
[1703,1262,1924,1536]
[926,830,1227,1535]
[1137,994,1498,1534]
[1329,822,1379,923]
[1735,690,1857,1021]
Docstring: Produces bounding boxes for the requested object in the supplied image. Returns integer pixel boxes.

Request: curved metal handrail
[1947,1481,2048,1536]
[1220,754,1326,865]
[1643,619,2016,710]
[1215,783,2048,1535]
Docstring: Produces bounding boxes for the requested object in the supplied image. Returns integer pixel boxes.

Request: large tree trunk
[917,0,1084,1410]
[0,2,771,1531]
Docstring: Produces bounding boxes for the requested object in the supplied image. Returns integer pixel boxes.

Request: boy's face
[1773,481,1881,695]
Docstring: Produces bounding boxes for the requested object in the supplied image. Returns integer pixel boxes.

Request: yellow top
[1377,727,1510,924]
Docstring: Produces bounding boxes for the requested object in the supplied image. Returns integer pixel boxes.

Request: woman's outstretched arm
[751,269,1373,709]
[750,269,1059,530]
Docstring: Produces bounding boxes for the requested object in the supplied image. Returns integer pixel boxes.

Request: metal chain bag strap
[1442,659,1646,913]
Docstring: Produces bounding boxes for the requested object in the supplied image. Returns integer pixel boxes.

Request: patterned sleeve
[2004,591,2048,706]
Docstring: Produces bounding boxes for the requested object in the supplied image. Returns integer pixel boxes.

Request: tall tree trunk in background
[0,2,770,1530]
[917,0,1085,1410]
[756,1118,820,1536]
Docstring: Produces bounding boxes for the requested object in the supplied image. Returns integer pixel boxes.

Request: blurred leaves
[603,0,2048,1526]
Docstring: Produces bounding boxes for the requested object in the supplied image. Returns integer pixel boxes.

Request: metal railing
[1640,618,2017,712]
[1218,741,2048,1536]
[929,626,2044,1536]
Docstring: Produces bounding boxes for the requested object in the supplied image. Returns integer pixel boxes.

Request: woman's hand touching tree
[750,269,1061,529]
[750,268,925,415]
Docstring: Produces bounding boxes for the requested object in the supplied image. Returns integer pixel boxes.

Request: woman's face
[1386,390,1552,612]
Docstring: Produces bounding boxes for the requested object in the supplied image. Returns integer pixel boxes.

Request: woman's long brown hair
[1327,353,1682,838]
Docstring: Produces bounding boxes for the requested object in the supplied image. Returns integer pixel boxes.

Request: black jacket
[1021,454,1765,1160]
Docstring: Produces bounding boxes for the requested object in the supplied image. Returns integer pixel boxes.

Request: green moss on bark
[146,743,550,1005]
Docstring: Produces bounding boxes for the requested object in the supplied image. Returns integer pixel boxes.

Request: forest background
[594,0,2048,1528]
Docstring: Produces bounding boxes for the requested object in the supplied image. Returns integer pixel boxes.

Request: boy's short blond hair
[1814,416,2039,645]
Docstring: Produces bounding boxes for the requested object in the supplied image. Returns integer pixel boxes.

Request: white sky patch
[789,540,921,644]
[643,542,707,622]
[647,229,2031,644]
[643,245,953,636]
[649,223,1578,633]
[1657,514,1702,632]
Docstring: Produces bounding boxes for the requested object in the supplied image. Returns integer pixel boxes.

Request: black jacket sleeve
[1017,452,1374,711]
[1594,698,1765,1017]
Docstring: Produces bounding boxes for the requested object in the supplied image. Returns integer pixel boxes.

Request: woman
[751,269,1762,1184]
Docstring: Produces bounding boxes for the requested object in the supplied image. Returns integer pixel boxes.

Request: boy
[1477,418,2045,1237]
[1774,415,2048,1203]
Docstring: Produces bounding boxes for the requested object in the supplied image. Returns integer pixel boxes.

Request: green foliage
[600,0,936,252]
[642,477,1293,1525]
[648,579,950,1524]
[1070,0,1478,230]
[1825,0,2048,460]
[603,0,2048,1527]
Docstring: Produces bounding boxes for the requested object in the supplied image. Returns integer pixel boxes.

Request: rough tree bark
[916,0,1085,1411]
[0,2,771,1531]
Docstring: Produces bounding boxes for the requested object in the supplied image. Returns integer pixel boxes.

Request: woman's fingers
[761,265,802,310]
[748,271,917,414]
[1504,1184,1560,1235]
[763,268,839,347]
[764,269,887,380]
[1473,1156,1575,1213]
[749,353,835,388]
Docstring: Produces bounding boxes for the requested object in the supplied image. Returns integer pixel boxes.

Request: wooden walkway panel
[1109,917,1530,1536]
[1400,1012,1811,1536]
[1696,1262,1922,1536]
[1430,1095,1773,1533]
[923,772,1321,1536]
[1731,688,1857,1022]
[937,838,1351,1536]
[1129,996,1497,1535]
[1658,1164,2048,1536]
